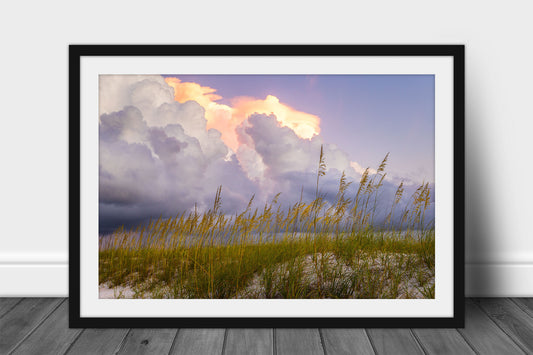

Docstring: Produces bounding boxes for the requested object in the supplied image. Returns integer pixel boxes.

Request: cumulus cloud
[236,113,351,177]
[99,76,257,233]
[99,75,174,116]
[164,77,320,152]
[230,113,371,207]
[99,75,433,233]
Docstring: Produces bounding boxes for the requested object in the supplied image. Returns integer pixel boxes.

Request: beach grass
[99,149,435,299]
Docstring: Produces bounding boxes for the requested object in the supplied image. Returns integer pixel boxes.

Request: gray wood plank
[475,298,533,354]
[513,298,533,318]
[276,329,324,355]
[2,297,533,355]
[66,328,129,354]
[412,328,475,355]
[11,299,82,355]
[170,329,225,355]
[321,329,375,355]
[458,299,525,355]
[0,297,64,354]
[0,297,22,318]
[365,329,423,355]
[117,329,177,355]
[224,328,273,355]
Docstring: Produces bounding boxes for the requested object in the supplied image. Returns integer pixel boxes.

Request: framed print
[69,45,465,328]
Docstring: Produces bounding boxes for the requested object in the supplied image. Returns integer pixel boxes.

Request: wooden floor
[1,299,533,354]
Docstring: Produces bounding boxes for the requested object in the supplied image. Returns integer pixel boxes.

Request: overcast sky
[99,74,435,234]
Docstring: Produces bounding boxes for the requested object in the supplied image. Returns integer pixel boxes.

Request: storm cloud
[99,75,434,234]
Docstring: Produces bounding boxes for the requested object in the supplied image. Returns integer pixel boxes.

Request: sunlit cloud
[164,77,320,151]
[231,95,320,139]
[350,161,377,176]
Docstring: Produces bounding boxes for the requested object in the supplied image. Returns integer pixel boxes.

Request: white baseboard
[1,261,532,297]
[0,264,68,297]
[465,263,533,297]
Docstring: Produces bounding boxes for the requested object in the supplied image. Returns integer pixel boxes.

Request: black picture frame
[69,44,465,328]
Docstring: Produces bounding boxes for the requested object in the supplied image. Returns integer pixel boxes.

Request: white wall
[1,0,532,296]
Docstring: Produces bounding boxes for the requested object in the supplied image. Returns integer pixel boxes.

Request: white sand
[98,284,136,299]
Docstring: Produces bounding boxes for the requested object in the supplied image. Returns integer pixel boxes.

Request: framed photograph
[70,45,464,328]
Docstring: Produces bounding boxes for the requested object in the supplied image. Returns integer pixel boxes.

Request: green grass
[99,149,435,299]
